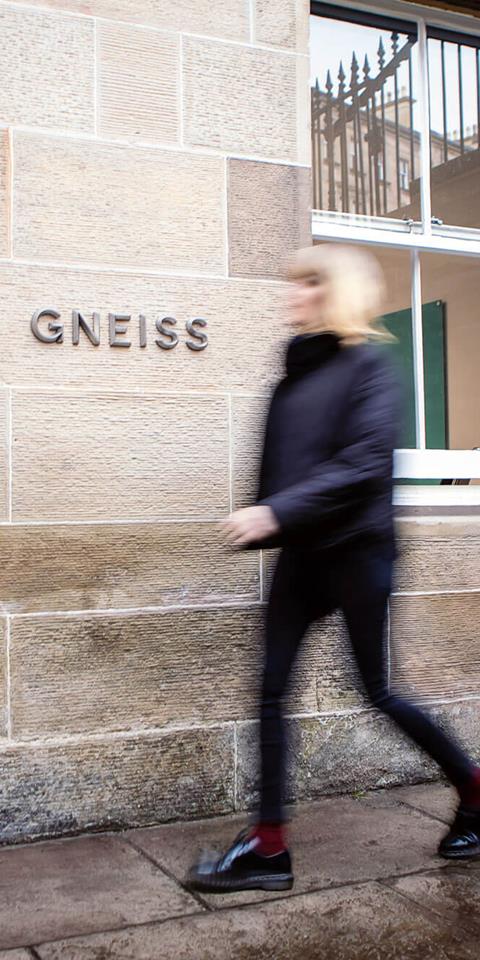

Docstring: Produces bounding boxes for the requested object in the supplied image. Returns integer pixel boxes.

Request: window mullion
[411,249,427,449]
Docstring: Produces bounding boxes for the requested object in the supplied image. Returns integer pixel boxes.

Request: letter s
[186,318,208,351]
[156,317,179,350]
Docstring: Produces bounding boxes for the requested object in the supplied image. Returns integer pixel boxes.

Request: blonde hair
[288,243,392,343]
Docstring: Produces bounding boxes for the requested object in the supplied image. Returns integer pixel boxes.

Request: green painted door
[382,300,447,451]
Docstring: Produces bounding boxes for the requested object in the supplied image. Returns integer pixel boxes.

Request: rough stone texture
[0,726,234,843]
[183,37,309,162]
[236,712,438,811]
[390,592,480,701]
[9,605,319,738]
[3,0,250,40]
[0,131,9,258]
[0,7,94,132]
[0,522,260,614]
[0,834,199,950]
[127,790,448,908]
[395,519,480,592]
[34,881,477,960]
[255,0,309,51]
[228,160,311,278]
[232,394,270,509]
[12,133,224,273]
[97,22,178,144]
[11,390,230,522]
[0,388,8,520]
[0,265,285,393]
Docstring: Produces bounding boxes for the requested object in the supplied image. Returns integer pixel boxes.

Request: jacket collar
[285,333,341,378]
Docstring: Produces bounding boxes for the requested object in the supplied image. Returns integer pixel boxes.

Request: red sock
[250,822,286,856]
[459,768,480,809]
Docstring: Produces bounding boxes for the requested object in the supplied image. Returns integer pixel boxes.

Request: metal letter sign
[31,310,209,351]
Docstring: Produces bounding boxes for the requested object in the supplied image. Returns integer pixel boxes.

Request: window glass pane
[428,35,480,229]
[311,13,421,220]
[421,254,480,455]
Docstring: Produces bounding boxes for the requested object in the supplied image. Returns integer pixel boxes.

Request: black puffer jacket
[257,332,400,552]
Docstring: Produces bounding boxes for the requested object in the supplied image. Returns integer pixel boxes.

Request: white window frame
[311,0,480,505]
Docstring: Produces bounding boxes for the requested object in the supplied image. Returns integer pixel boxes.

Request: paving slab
[35,880,478,960]
[0,952,35,959]
[126,788,449,909]
[0,833,200,951]
[392,782,456,823]
[387,865,480,933]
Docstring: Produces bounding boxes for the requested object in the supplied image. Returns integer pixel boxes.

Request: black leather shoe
[438,806,480,859]
[187,829,294,893]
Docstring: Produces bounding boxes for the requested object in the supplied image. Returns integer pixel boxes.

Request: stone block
[236,712,437,810]
[228,160,311,279]
[12,133,224,273]
[11,390,229,522]
[390,593,480,702]
[10,604,319,738]
[97,22,178,144]
[4,0,250,41]
[254,0,309,51]
[0,725,234,843]
[232,394,270,509]
[395,526,480,592]
[0,522,260,614]
[0,6,94,132]
[0,388,8,520]
[0,834,198,951]
[183,37,309,162]
[0,131,9,258]
[0,264,285,393]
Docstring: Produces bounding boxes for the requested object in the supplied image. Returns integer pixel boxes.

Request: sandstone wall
[0,0,479,842]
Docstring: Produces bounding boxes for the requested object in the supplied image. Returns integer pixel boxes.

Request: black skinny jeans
[260,544,474,823]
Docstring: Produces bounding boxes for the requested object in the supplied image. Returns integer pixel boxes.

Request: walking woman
[189,244,480,893]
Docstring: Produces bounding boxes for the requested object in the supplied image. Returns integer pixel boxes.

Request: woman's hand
[221,506,280,547]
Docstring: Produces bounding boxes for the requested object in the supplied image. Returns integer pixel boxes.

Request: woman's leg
[339,546,476,789]
[260,549,333,824]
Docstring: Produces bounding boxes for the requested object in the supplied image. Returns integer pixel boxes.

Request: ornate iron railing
[312,27,480,218]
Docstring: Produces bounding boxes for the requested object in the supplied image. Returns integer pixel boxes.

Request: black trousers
[260,544,474,823]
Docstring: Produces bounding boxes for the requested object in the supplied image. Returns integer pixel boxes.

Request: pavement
[0,782,479,959]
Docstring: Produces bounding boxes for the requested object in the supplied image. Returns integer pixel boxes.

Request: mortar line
[7,126,13,258]
[259,550,264,602]
[11,598,264,620]
[0,253,289,281]
[93,17,99,137]
[397,798,452,826]
[0,122,309,166]
[6,387,12,521]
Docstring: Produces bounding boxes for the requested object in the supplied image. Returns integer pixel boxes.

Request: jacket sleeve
[260,353,400,534]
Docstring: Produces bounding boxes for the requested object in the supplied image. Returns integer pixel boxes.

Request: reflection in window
[311,13,420,219]
[428,33,480,229]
